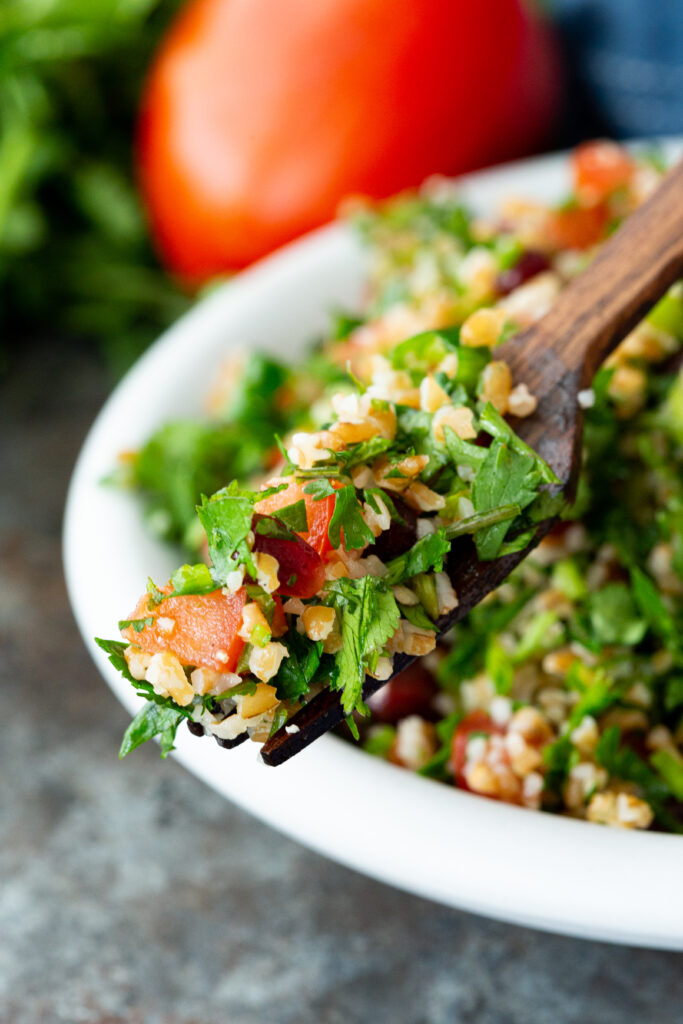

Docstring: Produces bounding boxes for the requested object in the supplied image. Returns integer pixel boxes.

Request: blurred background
[1,0,681,377]
[2,2,683,1022]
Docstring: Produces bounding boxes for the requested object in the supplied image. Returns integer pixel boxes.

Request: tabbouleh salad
[100,142,683,833]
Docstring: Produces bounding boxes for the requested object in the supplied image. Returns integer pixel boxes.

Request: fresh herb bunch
[0,0,187,373]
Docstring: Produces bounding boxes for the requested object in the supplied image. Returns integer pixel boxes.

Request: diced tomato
[572,140,634,204]
[550,202,608,251]
[121,585,247,672]
[368,662,438,724]
[255,478,338,556]
[253,515,326,599]
[450,710,504,792]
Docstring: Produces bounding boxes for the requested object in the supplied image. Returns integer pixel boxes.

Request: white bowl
[64,143,683,949]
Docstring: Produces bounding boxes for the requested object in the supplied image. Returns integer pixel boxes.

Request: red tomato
[450,710,504,791]
[253,515,326,599]
[122,585,246,671]
[368,662,438,724]
[138,0,561,281]
[572,141,634,204]
[255,478,337,556]
[550,203,608,251]
[270,593,287,637]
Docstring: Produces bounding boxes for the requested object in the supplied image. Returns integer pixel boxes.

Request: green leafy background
[0,0,187,375]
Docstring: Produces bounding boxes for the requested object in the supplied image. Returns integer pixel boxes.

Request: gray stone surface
[2,340,682,1024]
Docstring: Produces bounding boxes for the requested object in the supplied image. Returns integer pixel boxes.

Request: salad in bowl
[98,141,683,835]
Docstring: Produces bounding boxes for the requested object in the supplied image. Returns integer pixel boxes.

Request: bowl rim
[64,139,683,950]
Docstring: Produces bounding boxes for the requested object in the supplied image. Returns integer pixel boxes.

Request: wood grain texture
[261,159,683,766]
[502,158,683,481]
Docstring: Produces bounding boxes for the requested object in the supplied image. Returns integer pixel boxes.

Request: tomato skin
[572,141,634,204]
[450,710,504,791]
[550,203,608,251]
[255,479,337,556]
[138,0,561,281]
[253,515,326,599]
[270,594,287,637]
[122,585,246,671]
[368,662,438,724]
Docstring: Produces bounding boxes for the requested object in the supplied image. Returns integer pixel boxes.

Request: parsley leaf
[391,329,458,371]
[273,631,324,701]
[543,668,623,794]
[485,638,514,694]
[118,617,154,633]
[396,408,450,481]
[271,498,308,533]
[169,562,216,597]
[328,577,400,715]
[419,712,462,780]
[363,724,397,757]
[335,436,394,469]
[631,567,678,649]
[330,309,364,339]
[303,478,337,500]
[596,726,679,830]
[587,583,647,646]
[384,529,451,585]
[269,705,290,737]
[197,482,256,582]
[328,485,375,550]
[471,441,542,559]
[96,638,192,759]
[138,564,218,610]
[478,403,559,484]
[664,677,683,712]
[363,487,404,523]
[443,426,487,470]
[364,586,403,656]
[95,637,139,683]
[513,610,561,663]
[131,420,257,545]
[213,679,259,700]
[119,702,186,759]
[146,578,165,608]
[253,516,299,542]
[650,749,683,801]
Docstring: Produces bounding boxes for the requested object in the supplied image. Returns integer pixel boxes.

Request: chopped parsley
[269,499,309,533]
[274,632,325,701]
[118,617,154,633]
[197,482,257,581]
[95,638,191,758]
[328,576,401,715]
[471,441,546,560]
[384,530,451,585]
[327,485,375,550]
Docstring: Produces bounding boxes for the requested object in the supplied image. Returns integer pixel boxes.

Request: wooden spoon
[259,158,683,766]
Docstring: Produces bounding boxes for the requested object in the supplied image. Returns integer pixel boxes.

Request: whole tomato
[138,0,561,282]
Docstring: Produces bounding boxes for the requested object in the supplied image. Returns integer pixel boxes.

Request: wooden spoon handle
[504,159,683,397]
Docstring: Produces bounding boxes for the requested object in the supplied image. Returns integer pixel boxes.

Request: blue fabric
[553,0,683,137]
